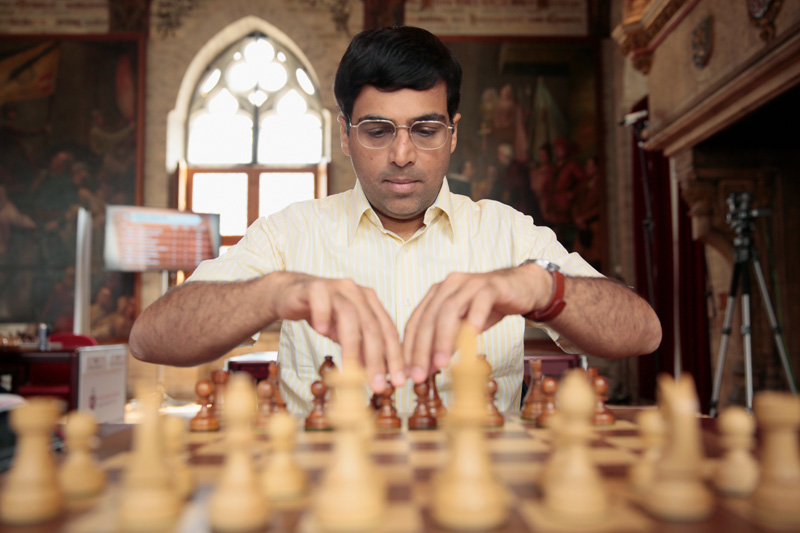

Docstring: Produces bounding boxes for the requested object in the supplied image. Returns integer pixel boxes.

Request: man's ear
[449,113,461,154]
[337,114,351,156]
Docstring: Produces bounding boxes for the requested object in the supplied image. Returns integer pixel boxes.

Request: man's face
[340,82,460,235]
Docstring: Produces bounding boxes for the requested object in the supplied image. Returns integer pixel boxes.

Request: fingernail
[411,366,426,383]
[434,352,450,369]
[391,371,406,386]
[370,374,386,392]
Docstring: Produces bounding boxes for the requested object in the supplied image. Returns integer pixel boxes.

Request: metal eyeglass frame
[348,118,454,150]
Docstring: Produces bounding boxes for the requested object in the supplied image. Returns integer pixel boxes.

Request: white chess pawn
[261,411,307,502]
[59,410,106,502]
[543,370,608,525]
[629,409,666,493]
[209,373,270,532]
[752,391,800,529]
[713,406,759,497]
[0,398,64,525]
[163,416,194,500]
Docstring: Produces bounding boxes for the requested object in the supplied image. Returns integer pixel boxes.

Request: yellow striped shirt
[189,178,601,414]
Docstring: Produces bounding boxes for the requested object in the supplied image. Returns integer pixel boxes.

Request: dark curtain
[630,98,712,411]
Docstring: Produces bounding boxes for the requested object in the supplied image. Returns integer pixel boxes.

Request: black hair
[334,26,462,127]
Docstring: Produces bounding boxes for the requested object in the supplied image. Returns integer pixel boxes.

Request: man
[130,26,661,414]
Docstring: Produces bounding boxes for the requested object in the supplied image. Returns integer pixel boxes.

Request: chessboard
[0,409,791,533]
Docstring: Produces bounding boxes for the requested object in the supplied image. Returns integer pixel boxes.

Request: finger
[408,274,472,379]
[403,283,443,383]
[306,279,333,337]
[334,281,388,394]
[330,293,362,364]
[363,289,405,388]
[428,276,491,370]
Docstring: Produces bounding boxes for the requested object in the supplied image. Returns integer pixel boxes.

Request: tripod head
[726,192,771,238]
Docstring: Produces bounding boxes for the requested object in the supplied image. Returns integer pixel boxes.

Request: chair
[49,332,98,349]
[16,333,98,408]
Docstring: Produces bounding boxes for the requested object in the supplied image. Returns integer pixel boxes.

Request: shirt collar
[346,177,456,245]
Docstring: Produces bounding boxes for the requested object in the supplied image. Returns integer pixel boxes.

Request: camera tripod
[708,193,797,418]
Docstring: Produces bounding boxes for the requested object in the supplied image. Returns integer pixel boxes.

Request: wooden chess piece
[432,324,508,530]
[118,384,181,532]
[485,379,505,428]
[644,374,713,521]
[542,369,608,525]
[408,381,437,430]
[478,354,504,428]
[536,376,559,428]
[713,406,758,497]
[370,391,381,411]
[162,416,193,500]
[312,361,386,531]
[628,408,666,493]
[319,355,336,403]
[305,380,331,431]
[375,383,402,430]
[268,362,287,413]
[426,371,447,419]
[209,373,270,532]
[0,398,64,525]
[210,369,230,421]
[190,379,220,432]
[319,355,336,383]
[262,411,307,502]
[592,373,616,426]
[255,380,274,431]
[751,391,800,529]
[521,358,544,421]
[58,410,106,503]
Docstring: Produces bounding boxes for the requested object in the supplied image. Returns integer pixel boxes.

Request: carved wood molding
[643,26,800,156]
[612,0,697,74]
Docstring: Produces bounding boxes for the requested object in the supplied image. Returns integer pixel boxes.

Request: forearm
[129,275,279,367]
[547,276,662,358]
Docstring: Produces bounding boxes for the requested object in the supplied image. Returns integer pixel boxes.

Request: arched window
[182,31,328,252]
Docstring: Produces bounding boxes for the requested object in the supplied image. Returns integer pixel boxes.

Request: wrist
[520,260,567,322]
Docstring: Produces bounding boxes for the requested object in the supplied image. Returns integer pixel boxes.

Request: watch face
[748,0,772,19]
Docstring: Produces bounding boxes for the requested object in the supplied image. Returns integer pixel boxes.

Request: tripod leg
[740,266,754,412]
[709,263,742,418]
[751,258,798,393]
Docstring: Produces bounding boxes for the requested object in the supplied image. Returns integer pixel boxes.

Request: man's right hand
[130,271,405,394]
[266,272,405,393]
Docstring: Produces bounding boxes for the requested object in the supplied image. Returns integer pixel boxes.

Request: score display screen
[104,205,221,272]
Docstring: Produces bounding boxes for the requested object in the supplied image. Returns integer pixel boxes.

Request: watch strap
[524,267,566,322]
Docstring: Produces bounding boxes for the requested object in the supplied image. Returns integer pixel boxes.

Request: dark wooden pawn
[486,378,505,428]
[592,374,616,426]
[210,370,230,421]
[375,384,401,430]
[255,380,274,431]
[190,379,220,432]
[521,358,544,421]
[408,382,437,430]
[536,376,559,428]
[268,362,287,413]
[305,380,331,431]
[426,372,447,419]
[319,355,336,383]
[478,354,504,428]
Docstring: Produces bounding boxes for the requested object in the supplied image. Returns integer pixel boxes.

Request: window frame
[180,162,328,248]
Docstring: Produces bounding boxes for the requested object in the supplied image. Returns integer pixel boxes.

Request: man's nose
[388,126,417,167]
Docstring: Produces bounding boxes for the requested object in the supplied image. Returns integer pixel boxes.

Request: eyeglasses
[349,119,454,150]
